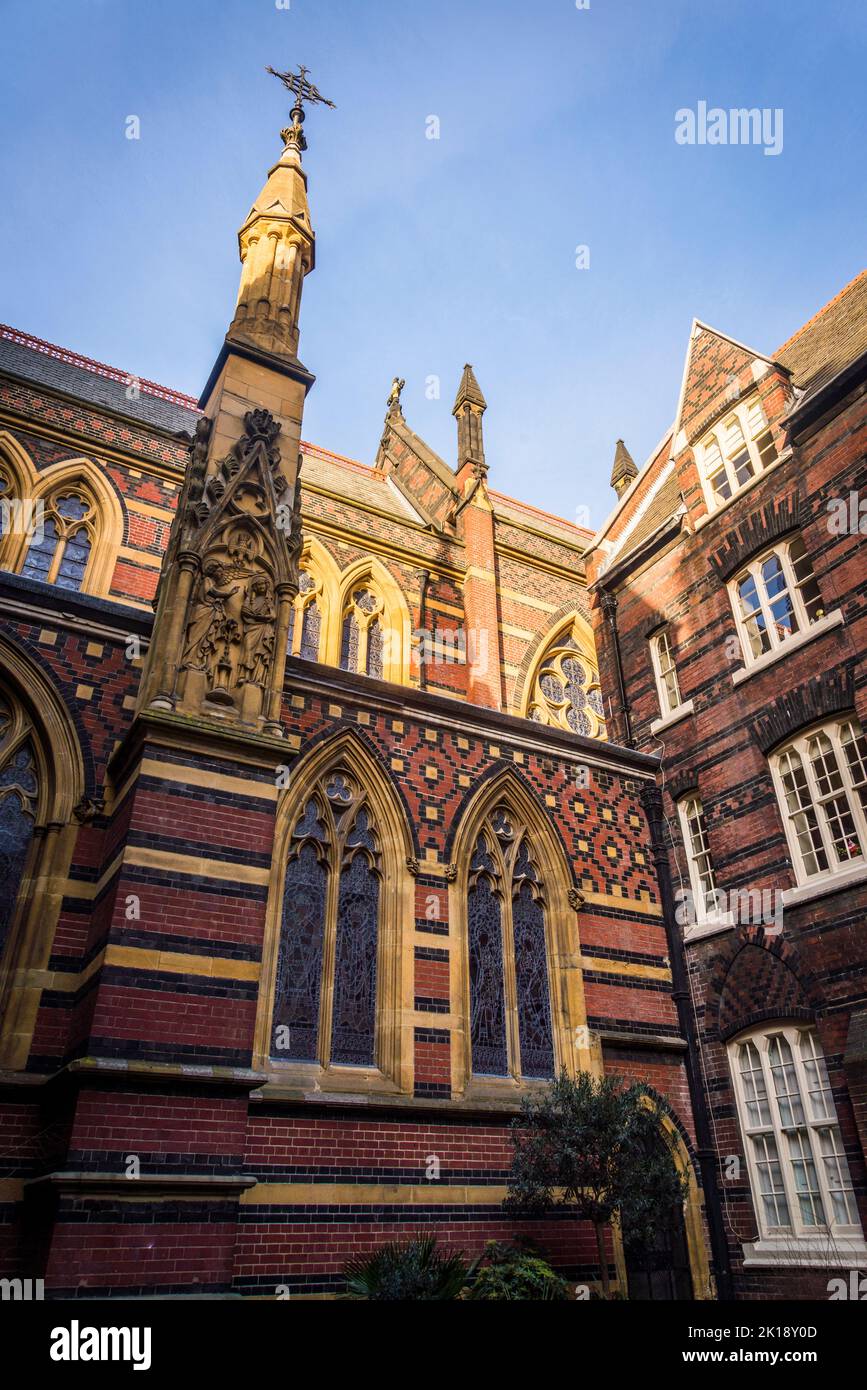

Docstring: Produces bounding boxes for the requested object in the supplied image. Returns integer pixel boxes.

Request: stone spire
[226,108,316,362]
[453,364,487,477]
[610,438,638,498]
[138,68,333,737]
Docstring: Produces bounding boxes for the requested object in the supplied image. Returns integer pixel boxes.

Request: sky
[1,0,865,530]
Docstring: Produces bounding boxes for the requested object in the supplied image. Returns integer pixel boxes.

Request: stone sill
[650,700,695,736]
[741,1236,867,1269]
[731,609,844,686]
[24,1171,257,1197]
[782,861,867,907]
[684,914,735,945]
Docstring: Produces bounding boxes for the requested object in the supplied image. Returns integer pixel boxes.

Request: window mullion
[754,558,780,652]
[318,846,339,1069]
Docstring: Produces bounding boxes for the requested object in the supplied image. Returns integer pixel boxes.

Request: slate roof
[775,269,867,399]
[0,324,200,436]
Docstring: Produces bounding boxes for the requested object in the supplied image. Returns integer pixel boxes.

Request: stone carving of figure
[237,576,276,686]
[386,376,405,410]
[180,561,240,676]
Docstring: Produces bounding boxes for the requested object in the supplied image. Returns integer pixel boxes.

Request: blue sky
[1,0,864,528]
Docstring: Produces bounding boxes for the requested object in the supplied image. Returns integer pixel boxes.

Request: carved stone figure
[180,561,241,677]
[386,376,405,411]
[237,576,277,686]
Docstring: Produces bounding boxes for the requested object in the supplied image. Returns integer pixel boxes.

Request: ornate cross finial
[266,64,336,152]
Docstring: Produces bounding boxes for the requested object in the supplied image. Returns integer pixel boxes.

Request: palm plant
[343,1234,474,1301]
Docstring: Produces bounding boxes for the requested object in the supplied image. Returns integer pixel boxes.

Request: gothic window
[20,487,95,591]
[339,586,385,678]
[527,620,606,738]
[271,769,381,1069]
[771,719,867,885]
[0,690,40,957]
[288,566,323,662]
[467,805,555,1080]
[730,537,824,664]
[728,1025,860,1241]
[699,397,778,511]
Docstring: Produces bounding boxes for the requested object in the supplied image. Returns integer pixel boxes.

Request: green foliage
[504,1071,688,1294]
[466,1240,569,1301]
[343,1235,474,1301]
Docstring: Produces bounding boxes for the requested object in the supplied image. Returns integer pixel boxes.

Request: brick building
[585,271,867,1297]
[0,101,719,1299]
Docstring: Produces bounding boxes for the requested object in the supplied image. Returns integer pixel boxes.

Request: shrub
[466,1240,568,1301]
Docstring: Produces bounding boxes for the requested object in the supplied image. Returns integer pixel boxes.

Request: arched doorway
[622,1132,694,1300]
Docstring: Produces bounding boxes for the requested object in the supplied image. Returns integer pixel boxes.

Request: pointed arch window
[340,587,385,678]
[467,805,555,1080]
[271,769,381,1068]
[20,487,95,591]
[0,689,40,957]
[527,621,606,738]
[287,566,324,662]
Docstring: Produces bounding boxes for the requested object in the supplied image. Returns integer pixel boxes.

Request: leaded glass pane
[272,842,327,1061]
[0,780,35,955]
[331,849,378,1066]
[56,527,90,591]
[21,517,58,581]
[512,880,554,1078]
[366,618,383,679]
[340,612,359,671]
[300,600,321,661]
[468,869,507,1077]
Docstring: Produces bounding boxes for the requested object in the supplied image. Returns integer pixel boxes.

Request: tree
[505,1071,688,1298]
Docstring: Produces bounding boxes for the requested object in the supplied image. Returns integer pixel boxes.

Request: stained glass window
[272,774,381,1071]
[527,621,606,738]
[340,586,385,675]
[20,489,94,591]
[466,813,555,1081]
[0,692,40,957]
[468,859,508,1076]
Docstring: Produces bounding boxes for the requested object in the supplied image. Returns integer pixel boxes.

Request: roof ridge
[301,441,375,475]
[0,323,200,410]
[775,269,867,358]
[489,487,592,538]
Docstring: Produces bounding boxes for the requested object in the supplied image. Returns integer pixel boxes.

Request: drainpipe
[640,781,734,1302]
[417,568,430,692]
[599,588,634,749]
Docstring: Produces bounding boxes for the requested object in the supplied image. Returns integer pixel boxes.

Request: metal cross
[266,64,336,112]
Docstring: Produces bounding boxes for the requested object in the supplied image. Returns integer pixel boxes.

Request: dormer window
[699,399,778,511]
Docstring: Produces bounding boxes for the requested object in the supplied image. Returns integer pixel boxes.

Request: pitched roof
[0,323,200,435]
[775,269,867,399]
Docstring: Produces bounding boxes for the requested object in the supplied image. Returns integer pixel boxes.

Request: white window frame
[770,718,867,888]
[730,535,825,666]
[698,397,778,512]
[649,627,683,718]
[728,1024,862,1249]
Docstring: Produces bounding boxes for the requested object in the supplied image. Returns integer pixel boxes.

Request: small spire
[610,438,638,497]
[452,363,487,414]
[453,364,487,475]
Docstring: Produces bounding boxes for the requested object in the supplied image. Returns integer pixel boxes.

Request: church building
[0,78,863,1301]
